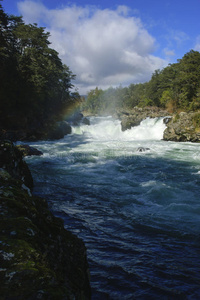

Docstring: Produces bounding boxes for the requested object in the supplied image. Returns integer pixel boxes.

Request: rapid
[25,116,200,299]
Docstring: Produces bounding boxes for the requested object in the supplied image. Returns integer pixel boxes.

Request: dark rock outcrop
[0,140,33,190]
[0,141,91,299]
[163,111,200,142]
[82,117,90,125]
[66,112,84,125]
[118,107,170,131]
[66,112,90,126]
[16,145,43,157]
[0,121,72,142]
[48,121,72,140]
[0,129,28,142]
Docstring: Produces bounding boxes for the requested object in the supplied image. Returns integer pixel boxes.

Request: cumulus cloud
[18,1,166,94]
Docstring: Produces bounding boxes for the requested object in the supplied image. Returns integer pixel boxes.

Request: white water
[64,116,200,166]
[25,116,200,299]
[72,116,166,141]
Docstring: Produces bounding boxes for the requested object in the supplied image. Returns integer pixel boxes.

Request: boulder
[82,117,90,125]
[137,147,150,152]
[48,121,72,140]
[163,111,200,142]
[67,112,84,125]
[121,117,142,131]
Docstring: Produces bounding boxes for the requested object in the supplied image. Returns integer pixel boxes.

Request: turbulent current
[25,116,200,299]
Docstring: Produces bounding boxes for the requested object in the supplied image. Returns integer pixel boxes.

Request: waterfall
[26,115,200,299]
[71,116,166,141]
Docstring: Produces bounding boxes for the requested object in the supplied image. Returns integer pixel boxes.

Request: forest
[0,1,79,133]
[1,0,200,132]
[83,50,200,115]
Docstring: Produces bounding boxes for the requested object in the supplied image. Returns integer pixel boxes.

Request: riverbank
[109,107,200,143]
[163,111,200,142]
[0,141,91,299]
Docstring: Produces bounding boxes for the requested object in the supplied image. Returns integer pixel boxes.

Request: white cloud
[18,1,166,94]
[164,30,190,53]
[172,30,189,47]
[163,48,175,57]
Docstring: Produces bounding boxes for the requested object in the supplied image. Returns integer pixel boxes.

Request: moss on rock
[0,141,91,299]
[163,111,200,142]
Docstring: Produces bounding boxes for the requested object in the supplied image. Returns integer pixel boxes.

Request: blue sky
[2,0,200,94]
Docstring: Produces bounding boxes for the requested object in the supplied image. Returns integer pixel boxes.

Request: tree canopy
[0,2,78,131]
[83,50,200,115]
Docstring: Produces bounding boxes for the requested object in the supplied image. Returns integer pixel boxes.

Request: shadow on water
[27,149,200,300]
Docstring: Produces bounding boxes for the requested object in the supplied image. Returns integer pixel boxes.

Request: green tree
[0,3,76,131]
[84,87,104,114]
[175,50,200,108]
[78,50,200,115]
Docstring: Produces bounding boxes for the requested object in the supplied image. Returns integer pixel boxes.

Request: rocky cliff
[163,111,200,142]
[0,141,91,299]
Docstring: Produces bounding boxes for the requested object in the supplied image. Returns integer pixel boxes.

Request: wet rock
[67,112,84,125]
[48,121,72,140]
[137,147,150,152]
[119,107,170,131]
[82,117,90,125]
[121,117,141,131]
[59,121,72,135]
[16,145,43,157]
[163,116,172,124]
[0,141,91,299]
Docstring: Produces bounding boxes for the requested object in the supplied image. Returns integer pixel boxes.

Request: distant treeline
[0,1,79,130]
[83,50,200,114]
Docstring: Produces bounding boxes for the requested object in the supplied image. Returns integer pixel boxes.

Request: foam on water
[25,116,200,299]
[72,116,166,141]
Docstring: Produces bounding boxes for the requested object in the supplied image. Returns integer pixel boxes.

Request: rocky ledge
[0,141,91,299]
[0,121,72,142]
[117,107,170,131]
[163,111,200,142]
[117,107,200,143]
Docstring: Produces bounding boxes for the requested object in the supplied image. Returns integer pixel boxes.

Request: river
[25,116,200,299]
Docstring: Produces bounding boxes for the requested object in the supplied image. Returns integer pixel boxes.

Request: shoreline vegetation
[1,1,200,298]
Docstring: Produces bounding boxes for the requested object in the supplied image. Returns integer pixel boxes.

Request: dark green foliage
[192,112,200,128]
[83,50,200,114]
[0,2,77,133]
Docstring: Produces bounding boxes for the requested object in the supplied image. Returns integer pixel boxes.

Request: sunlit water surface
[25,117,200,299]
